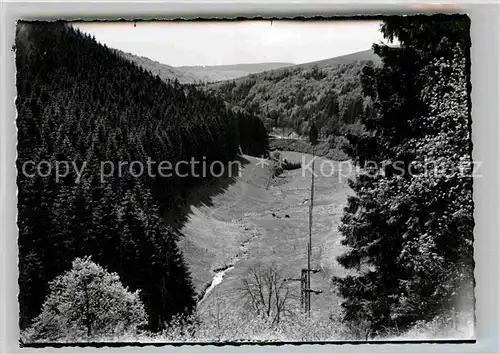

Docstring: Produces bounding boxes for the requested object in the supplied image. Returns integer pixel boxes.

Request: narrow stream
[198,266,235,305]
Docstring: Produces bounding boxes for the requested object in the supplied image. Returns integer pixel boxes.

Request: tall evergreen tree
[333,15,472,336]
[308,121,319,146]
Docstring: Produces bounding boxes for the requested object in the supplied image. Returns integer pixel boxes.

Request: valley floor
[177,152,355,320]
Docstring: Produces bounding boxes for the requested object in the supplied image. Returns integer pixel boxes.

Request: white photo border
[1,1,499,353]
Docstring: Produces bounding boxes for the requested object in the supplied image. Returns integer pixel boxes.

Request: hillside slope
[176,155,274,296]
[176,152,353,320]
[176,62,295,83]
[117,49,294,84]
[292,49,381,69]
[206,50,378,142]
[117,50,202,83]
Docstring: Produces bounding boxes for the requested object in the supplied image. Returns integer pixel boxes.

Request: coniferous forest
[16,22,268,333]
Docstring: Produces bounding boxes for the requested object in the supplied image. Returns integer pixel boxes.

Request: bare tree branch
[239,262,295,325]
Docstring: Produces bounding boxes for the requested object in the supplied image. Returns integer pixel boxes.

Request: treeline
[334,15,474,337]
[206,60,376,139]
[233,108,270,156]
[16,22,267,333]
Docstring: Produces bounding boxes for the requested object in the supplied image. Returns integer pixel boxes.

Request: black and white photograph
[15,15,475,345]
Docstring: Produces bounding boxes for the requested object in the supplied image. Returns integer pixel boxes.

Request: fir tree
[308,121,319,146]
[333,15,472,336]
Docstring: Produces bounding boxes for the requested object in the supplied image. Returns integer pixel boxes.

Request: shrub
[282,160,302,171]
[386,309,474,340]
[159,309,345,342]
[22,257,147,343]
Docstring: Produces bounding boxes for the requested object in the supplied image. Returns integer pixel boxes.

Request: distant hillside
[116,49,376,86]
[206,49,378,142]
[176,62,295,83]
[292,49,381,69]
[117,50,203,84]
[208,49,380,87]
[117,50,294,84]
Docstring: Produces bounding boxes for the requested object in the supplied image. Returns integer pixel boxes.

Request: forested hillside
[15,22,267,333]
[175,62,295,83]
[118,50,204,84]
[290,49,381,70]
[334,15,474,337]
[206,52,378,141]
[119,49,294,84]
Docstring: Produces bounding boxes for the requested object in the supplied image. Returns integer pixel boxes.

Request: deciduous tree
[24,257,147,342]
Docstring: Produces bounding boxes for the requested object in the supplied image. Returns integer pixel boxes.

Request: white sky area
[75,20,390,67]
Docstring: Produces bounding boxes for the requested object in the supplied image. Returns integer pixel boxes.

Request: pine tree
[333,15,472,336]
[308,121,319,146]
[391,42,473,325]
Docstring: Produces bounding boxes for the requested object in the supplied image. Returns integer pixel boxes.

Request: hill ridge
[117,48,378,84]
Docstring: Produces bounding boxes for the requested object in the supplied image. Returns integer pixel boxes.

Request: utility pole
[307,147,316,315]
[281,122,321,315]
[307,121,318,316]
[284,268,322,314]
[301,269,307,311]
[284,273,305,311]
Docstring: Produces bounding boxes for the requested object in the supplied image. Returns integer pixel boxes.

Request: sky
[75,20,391,67]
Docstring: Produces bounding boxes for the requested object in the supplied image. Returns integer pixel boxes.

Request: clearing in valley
[177,152,353,318]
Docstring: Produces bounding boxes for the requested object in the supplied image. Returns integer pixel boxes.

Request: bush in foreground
[22,257,147,343]
[158,310,346,342]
